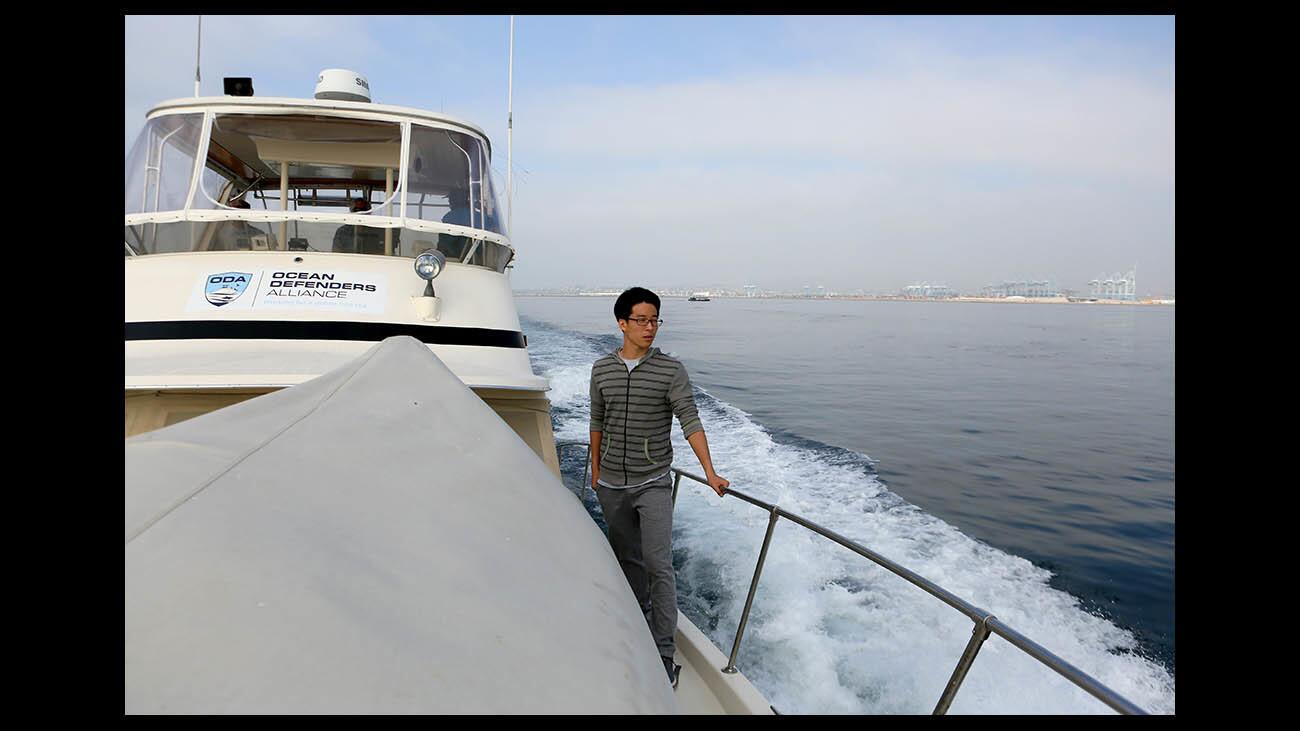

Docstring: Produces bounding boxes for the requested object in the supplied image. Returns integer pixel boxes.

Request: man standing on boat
[589,287,729,689]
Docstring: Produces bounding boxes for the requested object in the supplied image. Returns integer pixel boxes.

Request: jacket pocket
[643,437,664,467]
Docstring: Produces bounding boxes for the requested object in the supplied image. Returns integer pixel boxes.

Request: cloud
[124,16,1174,294]
[517,68,1173,183]
[508,159,1171,293]
[125,15,387,148]
[506,57,1173,292]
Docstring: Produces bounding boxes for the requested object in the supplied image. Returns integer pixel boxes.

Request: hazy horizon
[125,15,1175,296]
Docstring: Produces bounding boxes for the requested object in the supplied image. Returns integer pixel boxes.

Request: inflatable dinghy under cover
[126,336,679,714]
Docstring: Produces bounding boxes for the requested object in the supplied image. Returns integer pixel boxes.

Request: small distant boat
[688,291,711,301]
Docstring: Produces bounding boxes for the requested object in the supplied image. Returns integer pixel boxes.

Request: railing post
[933,615,994,715]
[724,506,780,674]
[671,471,682,506]
[582,444,591,493]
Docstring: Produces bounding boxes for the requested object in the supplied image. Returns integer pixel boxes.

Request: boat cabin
[124,74,553,473]
[125,92,511,270]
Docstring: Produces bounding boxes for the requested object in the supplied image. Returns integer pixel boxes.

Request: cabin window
[125,111,512,270]
[125,220,514,273]
[404,125,505,236]
[124,114,206,215]
[201,113,404,213]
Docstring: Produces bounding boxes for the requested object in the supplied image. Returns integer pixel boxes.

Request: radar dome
[314,69,372,102]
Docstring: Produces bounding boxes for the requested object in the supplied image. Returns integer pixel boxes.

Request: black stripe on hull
[125,320,527,348]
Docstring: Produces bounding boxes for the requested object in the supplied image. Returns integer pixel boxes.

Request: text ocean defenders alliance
[265,271,377,299]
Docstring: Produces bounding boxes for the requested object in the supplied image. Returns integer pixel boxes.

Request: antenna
[507,15,515,237]
[194,15,202,97]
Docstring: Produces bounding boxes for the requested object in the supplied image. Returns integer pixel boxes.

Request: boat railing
[554,440,1148,715]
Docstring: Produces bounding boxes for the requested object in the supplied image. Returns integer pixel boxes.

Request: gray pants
[596,473,676,660]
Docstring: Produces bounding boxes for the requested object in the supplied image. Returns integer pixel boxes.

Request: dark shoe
[663,656,681,689]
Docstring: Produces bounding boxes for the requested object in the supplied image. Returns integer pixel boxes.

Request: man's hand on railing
[685,431,728,497]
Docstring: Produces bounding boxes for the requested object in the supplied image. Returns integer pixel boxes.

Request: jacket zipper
[618,350,653,486]
[623,362,631,486]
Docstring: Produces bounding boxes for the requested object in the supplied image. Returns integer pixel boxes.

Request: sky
[125,14,1175,296]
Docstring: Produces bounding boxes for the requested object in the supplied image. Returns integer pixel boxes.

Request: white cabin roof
[147,96,493,157]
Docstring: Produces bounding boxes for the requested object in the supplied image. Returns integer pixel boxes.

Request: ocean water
[517,296,1175,715]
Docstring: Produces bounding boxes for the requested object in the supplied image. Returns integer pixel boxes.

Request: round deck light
[415,250,446,281]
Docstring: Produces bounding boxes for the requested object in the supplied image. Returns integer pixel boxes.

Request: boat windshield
[125,113,207,217]
[124,110,510,269]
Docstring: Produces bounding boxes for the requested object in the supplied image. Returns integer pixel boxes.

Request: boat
[688,291,711,301]
[125,63,1156,715]
[124,68,772,713]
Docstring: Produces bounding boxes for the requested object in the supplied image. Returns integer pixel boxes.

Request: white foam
[524,319,1176,714]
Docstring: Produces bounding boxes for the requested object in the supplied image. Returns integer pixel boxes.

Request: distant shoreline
[513,293,1174,306]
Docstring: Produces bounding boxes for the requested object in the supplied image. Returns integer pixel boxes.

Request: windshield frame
[124,103,512,258]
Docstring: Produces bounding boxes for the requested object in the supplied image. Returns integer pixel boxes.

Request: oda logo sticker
[205,272,253,307]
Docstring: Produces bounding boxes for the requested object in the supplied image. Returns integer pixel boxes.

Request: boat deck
[672,611,773,714]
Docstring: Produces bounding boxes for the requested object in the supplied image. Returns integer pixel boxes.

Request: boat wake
[523,316,1175,714]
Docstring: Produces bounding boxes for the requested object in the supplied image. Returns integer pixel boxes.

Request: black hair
[614,287,661,321]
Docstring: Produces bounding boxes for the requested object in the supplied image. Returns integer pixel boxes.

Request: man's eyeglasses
[624,317,664,328]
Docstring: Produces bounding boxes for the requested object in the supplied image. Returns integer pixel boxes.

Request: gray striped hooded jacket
[589,347,703,486]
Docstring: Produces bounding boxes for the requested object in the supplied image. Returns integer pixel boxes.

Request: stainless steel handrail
[555,440,1149,715]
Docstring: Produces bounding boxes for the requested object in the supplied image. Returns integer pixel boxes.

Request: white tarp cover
[125,336,679,714]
